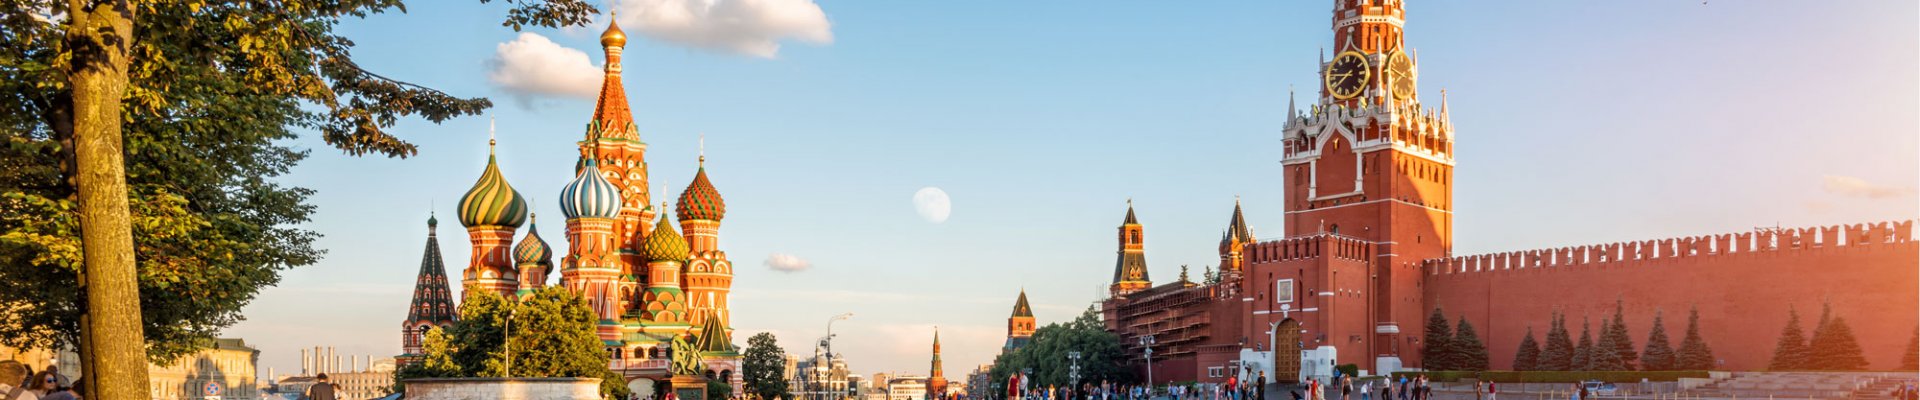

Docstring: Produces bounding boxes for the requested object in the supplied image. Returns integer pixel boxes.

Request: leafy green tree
[1675,307,1715,370]
[0,0,596,395]
[394,327,463,392]
[507,286,628,397]
[1606,299,1638,370]
[1452,318,1489,371]
[1571,317,1593,371]
[743,332,790,400]
[451,288,514,376]
[1767,306,1810,370]
[708,380,733,400]
[1640,310,1675,371]
[1512,327,1541,371]
[1422,308,1454,370]
[990,307,1134,390]
[1900,328,1917,371]
[1538,312,1574,371]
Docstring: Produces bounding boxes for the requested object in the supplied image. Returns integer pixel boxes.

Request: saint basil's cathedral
[397,19,742,392]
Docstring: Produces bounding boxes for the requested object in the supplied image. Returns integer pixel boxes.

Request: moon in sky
[913,187,951,223]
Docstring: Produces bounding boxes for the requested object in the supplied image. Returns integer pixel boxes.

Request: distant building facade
[147,338,260,400]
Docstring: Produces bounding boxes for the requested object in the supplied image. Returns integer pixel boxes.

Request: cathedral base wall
[1424,224,1917,371]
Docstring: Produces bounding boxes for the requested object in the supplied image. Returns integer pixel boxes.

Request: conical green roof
[694,309,735,354]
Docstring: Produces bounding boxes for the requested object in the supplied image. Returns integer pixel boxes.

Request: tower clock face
[1324,51,1371,100]
[1386,50,1415,100]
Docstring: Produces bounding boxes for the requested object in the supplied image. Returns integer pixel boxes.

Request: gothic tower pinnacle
[1111,200,1151,296]
[401,214,458,365]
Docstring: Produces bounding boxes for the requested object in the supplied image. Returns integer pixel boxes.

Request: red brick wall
[1424,222,1918,371]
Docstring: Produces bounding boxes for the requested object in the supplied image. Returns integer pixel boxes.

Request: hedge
[1386,371,1710,383]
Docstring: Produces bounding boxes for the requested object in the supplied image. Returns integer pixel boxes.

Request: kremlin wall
[1426,221,1918,371]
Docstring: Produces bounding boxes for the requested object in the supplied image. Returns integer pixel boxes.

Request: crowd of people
[0,361,81,400]
[1005,372,1271,400]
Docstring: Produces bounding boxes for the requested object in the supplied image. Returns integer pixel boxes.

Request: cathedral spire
[402,214,458,360]
[1111,202,1150,296]
[589,16,639,142]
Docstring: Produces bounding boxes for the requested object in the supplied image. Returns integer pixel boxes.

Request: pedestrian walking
[1473,380,1482,400]
[1486,381,1495,400]
[1360,381,1372,400]
[1256,371,1268,400]
[1340,377,1351,400]
[306,373,340,400]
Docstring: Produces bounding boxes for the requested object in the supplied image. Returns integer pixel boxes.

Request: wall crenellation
[1424,220,1915,275]
[1247,233,1374,263]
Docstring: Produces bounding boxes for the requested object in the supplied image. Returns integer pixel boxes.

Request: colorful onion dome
[601,18,627,48]
[559,159,624,219]
[643,212,689,263]
[513,214,553,266]
[675,161,726,222]
[457,142,530,228]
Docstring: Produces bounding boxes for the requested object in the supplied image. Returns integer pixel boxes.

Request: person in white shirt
[0,361,41,400]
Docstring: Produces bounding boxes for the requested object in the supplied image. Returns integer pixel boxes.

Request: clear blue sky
[226,1,1918,380]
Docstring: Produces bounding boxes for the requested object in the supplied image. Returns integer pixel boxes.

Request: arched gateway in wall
[1272,319,1301,383]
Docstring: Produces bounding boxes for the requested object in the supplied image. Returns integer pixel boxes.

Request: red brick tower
[1219,198,1255,280]
[1006,289,1036,350]
[1247,0,1455,373]
[1111,201,1152,297]
[928,328,949,399]
[583,20,654,307]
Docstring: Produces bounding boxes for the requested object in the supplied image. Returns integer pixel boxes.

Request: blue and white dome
[559,159,624,219]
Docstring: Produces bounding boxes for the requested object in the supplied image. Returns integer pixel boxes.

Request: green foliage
[1538,313,1575,372]
[1639,311,1675,372]
[1511,328,1541,371]
[1806,312,1868,371]
[1767,306,1810,370]
[743,332,790,400]
[990,307,1135,391]
[394,287,626,398]
[1421,308,1454,370]
[0,0,597,365]
[1388,370,1708,383]
[1674,307,1715,370]
[1571,318,1593,371]
[1452,318,1489,371]
[708,379,733,400]
[1605,300,1637,369]
[1901,328,1917,371]
[1335,364,1359,378]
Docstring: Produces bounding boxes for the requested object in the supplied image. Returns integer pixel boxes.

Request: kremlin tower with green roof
[413,16,742,392]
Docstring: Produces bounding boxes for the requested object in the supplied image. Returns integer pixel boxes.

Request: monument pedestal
[671,374,709,400]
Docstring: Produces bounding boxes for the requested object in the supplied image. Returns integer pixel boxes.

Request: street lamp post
[823,313,853,400]
[1067,351,1082,392]
[1138,335,1155,390]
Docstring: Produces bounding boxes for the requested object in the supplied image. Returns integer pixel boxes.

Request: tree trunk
[66,0,150,397]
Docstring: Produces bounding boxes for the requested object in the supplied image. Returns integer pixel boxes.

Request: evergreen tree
[1900,328,1917,371]
[1422,308,1456,370]
[743,333,791,400]
[1807,315,1869,371]
[1512,327,1542,371]
[1607,299,1638,369]
[1640,310,1676,371]
[1539,312,1576,371]
[1572,317,1594,371]
[1766,306,1811,370]
[1453,317,1490,371]
[1676,306,1716,370]
[1590,316,1626,371]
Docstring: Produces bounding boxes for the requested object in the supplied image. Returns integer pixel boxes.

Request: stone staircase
[1679,372,1916,399]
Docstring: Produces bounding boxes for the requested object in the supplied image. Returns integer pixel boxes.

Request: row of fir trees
[1766,302,1884,371]
[1426,300,1719,372]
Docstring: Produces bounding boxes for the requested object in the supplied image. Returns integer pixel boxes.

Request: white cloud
[913,187,951,223]
[488,32,602,101]
[1822,175,1909,199]
[764,253,812,272]
[612,0,833,58]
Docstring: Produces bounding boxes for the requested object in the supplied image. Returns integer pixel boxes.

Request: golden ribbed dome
[600,18,627,48]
